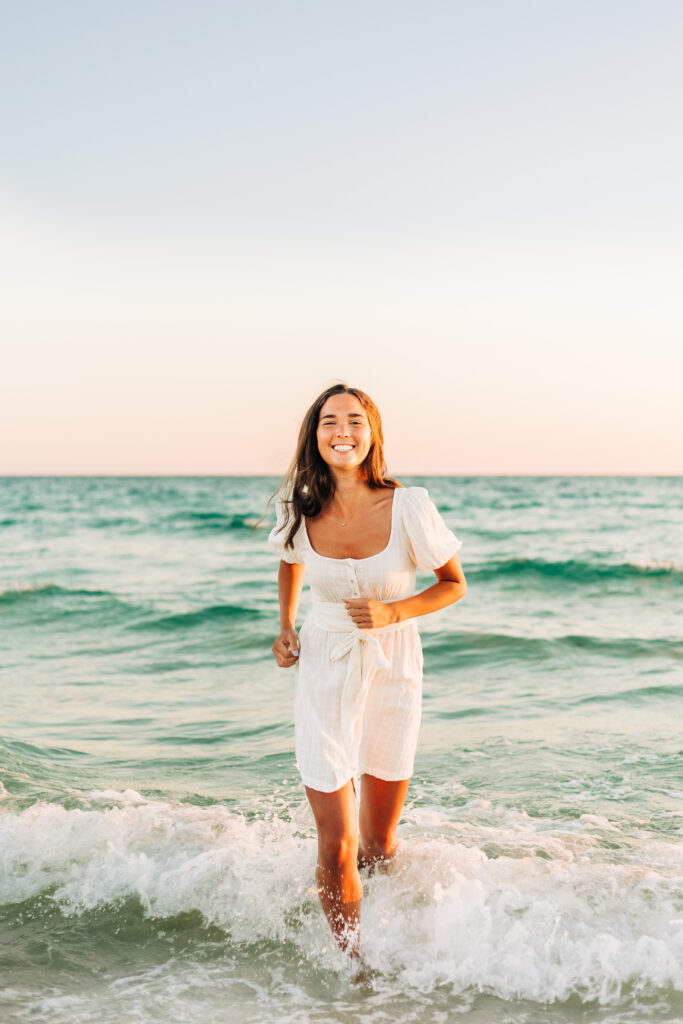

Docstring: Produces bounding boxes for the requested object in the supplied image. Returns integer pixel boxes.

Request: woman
[268,383,466,958]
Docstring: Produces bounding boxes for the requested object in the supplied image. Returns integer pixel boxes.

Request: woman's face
[316,394,372,472]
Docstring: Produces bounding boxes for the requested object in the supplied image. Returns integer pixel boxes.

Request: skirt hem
[298,766,414,792]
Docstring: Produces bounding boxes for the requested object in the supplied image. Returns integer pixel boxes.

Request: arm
[272,560,306,667]
[343,553,466,628]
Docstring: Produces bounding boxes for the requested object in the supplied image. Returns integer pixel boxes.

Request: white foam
[0,581,56,597]
[629,559,682,573]
[1,789,682,1005]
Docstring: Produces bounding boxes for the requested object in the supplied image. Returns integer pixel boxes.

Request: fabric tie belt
[306,601,408,765]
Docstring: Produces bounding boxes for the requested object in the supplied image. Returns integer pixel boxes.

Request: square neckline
[303,488,399,562]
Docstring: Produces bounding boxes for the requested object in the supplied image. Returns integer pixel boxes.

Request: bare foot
[349,956,379,987]
[351,963,368,985]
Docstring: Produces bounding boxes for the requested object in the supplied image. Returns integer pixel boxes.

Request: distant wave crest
[0,583,111,605]
[0,583,259,634]
[160,510,263,533]
[129,603,257,631]
[472,557,683,584]
[424,630,683,677]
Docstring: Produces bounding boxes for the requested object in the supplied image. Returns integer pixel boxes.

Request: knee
[318,831,357,872]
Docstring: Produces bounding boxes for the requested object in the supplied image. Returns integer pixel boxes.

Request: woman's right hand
[272,627,300,668]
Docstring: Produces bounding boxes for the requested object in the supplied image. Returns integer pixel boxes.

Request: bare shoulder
[374,486,397,508]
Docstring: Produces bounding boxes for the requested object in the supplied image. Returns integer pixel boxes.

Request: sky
[1,0,681,475]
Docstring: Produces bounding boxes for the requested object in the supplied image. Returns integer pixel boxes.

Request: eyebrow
[320,412,366,420]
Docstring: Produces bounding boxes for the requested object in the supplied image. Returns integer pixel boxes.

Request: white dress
[268,486,462,793]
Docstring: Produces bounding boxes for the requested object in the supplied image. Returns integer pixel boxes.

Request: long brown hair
[270,383,399,552]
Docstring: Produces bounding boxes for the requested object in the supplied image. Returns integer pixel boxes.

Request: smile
[332,445,355,452]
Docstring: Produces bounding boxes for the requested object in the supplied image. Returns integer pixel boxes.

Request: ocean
[1,475,681,1024]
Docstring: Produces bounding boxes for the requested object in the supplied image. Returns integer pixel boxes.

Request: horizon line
[1,472,681,480]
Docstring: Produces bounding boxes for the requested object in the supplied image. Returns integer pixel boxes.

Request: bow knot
[307,602,407,774]
[328,628,391,765]
[330,628,390,672]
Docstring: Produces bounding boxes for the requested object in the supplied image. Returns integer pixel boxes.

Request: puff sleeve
[267,500,304,564]
[401,486,462,571]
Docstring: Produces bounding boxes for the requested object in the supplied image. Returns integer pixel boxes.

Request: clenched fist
[272,627,300,668]
[343,598,398,629]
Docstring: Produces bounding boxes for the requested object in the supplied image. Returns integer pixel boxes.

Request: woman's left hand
[343,598,398,629]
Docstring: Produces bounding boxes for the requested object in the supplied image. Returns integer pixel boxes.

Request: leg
[358,774,410,871]
[305,779,362,956]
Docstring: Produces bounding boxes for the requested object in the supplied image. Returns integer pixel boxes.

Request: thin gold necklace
[329,494,374,527]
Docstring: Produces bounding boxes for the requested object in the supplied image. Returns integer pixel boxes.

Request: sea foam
[1,789,682,1005]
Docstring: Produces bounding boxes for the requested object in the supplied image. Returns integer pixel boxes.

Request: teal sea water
[1,475,682,1024]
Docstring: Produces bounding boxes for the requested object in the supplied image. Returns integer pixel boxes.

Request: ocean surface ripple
[1,474,682,1024]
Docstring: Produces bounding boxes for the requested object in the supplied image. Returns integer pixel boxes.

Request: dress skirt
[294,602,424,792]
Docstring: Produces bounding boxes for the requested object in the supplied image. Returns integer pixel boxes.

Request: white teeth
[332,445,354,451]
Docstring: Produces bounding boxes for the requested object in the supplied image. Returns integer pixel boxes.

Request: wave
[572,681,683,706]
[0,583,262,636]
[425,630,683,664]
[470,557,683,585]
[0,582,119,606]
[128,603,259,631]
[1,789,682,1005]
[84,515,142,529]
[0,583,142,627]
[159,511,264,533]
[0,736,90,802]
[0,581,62,603]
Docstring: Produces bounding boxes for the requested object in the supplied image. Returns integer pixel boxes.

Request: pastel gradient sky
[1,1,681,475]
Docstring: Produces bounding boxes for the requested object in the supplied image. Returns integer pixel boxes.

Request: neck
[329,471,370,508]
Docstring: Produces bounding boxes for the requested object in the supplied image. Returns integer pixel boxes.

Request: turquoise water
[1,475,682,1024]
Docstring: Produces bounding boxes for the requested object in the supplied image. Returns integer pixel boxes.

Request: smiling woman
[267,382,467,964]
[317,400,371,478]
